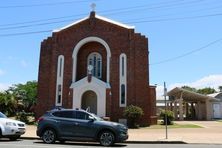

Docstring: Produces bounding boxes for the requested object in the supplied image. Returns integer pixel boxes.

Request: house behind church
[36,11,157,125]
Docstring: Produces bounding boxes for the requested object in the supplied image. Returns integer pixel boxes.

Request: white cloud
[156,74,222,99]
[0,83,10,92]
[20,60,28,68]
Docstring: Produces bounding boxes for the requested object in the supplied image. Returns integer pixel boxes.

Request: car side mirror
[89,116,95,122]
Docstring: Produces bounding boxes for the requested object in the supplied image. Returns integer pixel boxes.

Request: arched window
[56,55,64,106]
[87,52,102,79]
[119,53,127,107]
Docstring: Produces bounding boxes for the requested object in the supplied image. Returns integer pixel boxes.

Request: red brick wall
[36,12,156,125]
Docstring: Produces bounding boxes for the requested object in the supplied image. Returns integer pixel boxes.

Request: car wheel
[42,129,56,144]
[9,135,20,141]
[99,131,115,146]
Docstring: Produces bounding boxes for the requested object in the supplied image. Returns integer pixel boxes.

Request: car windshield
[90,113,103,121]
[0,112,7,118]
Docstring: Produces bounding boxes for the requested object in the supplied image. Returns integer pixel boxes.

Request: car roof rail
[51,106,64,111]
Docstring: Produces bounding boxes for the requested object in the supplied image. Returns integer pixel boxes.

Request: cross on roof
[90,3,96,11]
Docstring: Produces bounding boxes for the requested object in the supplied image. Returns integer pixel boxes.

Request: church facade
[36,11,157,125]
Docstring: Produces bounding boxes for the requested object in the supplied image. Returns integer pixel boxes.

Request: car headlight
[6,122,16,126]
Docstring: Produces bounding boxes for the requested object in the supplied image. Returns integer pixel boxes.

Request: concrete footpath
[21,121,222,144]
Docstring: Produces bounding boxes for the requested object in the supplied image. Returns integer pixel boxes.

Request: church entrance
[81,90,97,114]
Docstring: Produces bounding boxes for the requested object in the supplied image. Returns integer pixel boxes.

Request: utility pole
[164,82,168,139]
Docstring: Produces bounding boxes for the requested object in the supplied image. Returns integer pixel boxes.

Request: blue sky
[0,0,222,96]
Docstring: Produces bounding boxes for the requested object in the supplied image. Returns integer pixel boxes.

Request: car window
[76,111,89,120]
[0,112,7,118]
[53,111,75,119]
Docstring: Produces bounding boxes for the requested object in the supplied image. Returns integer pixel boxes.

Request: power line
[0,0,96,8]
[0,13,86,27]
[126,12,222,24]
[0,11,221,31]
[0,18,80,30]
[150,38,222,66]
[122,2,222,22]
[0,30,52,37]
[0,1,221,35]
[0,0,203,27]
[103,0,206,16]
[0,12,221,35]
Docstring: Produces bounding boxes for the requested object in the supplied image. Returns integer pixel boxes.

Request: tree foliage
[218,86,222,92]
[0,91,17,116]
[159,109,174,125]
[0,81,37,116]
[8,81,37,111]
[181,86,216,95]
[196,87,216,95]
[181,86,197,92]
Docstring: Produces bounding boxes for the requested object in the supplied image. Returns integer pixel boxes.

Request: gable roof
[167,87,218,102]
[53,12,134,33]
[70,76,111,89]
[208,92,222,99]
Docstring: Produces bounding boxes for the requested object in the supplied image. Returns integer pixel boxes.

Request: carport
[167,87,218,120]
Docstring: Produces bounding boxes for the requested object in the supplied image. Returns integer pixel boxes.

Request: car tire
[42,129,56,144]
[99,130,115,146]
[9,135,20,141]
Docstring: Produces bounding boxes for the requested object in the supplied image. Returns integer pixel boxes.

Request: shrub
[159,109,174,125]
[123,105,144,128]
[16,111,34,124]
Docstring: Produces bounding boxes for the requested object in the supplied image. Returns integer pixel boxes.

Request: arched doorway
[81,90,97,114]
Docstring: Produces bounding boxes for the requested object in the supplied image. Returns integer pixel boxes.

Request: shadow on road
[34,141,127,147]
[0,138,23,142]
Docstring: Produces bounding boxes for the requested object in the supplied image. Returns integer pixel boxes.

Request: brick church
[36,10,157,125]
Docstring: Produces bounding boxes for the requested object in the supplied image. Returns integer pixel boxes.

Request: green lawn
[146,122,203,129]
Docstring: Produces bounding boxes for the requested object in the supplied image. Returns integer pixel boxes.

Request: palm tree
[0,91,18,116]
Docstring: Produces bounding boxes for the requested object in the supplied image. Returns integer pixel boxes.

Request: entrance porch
[70,76,110,117]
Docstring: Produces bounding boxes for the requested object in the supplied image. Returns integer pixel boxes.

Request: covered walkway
[167,87,218,120]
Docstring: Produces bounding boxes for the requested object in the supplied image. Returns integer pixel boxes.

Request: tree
[8,81,37,112]
[123,105,144,128]
[196,87,216,95]
[218,86,222,92]
[181,86,216,95]
[181,86,197,92]
[159,109,174,125]
[0,91,17,116]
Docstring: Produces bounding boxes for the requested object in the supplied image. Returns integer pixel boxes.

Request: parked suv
[37,109,128,146]
[0,112,26,140]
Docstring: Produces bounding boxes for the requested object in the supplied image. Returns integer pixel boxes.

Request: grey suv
[36,109,128,146]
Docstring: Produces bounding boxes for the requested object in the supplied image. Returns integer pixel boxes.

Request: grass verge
[146,122,202,129]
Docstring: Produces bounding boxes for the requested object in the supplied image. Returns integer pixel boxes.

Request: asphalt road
[0,139,222,148]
